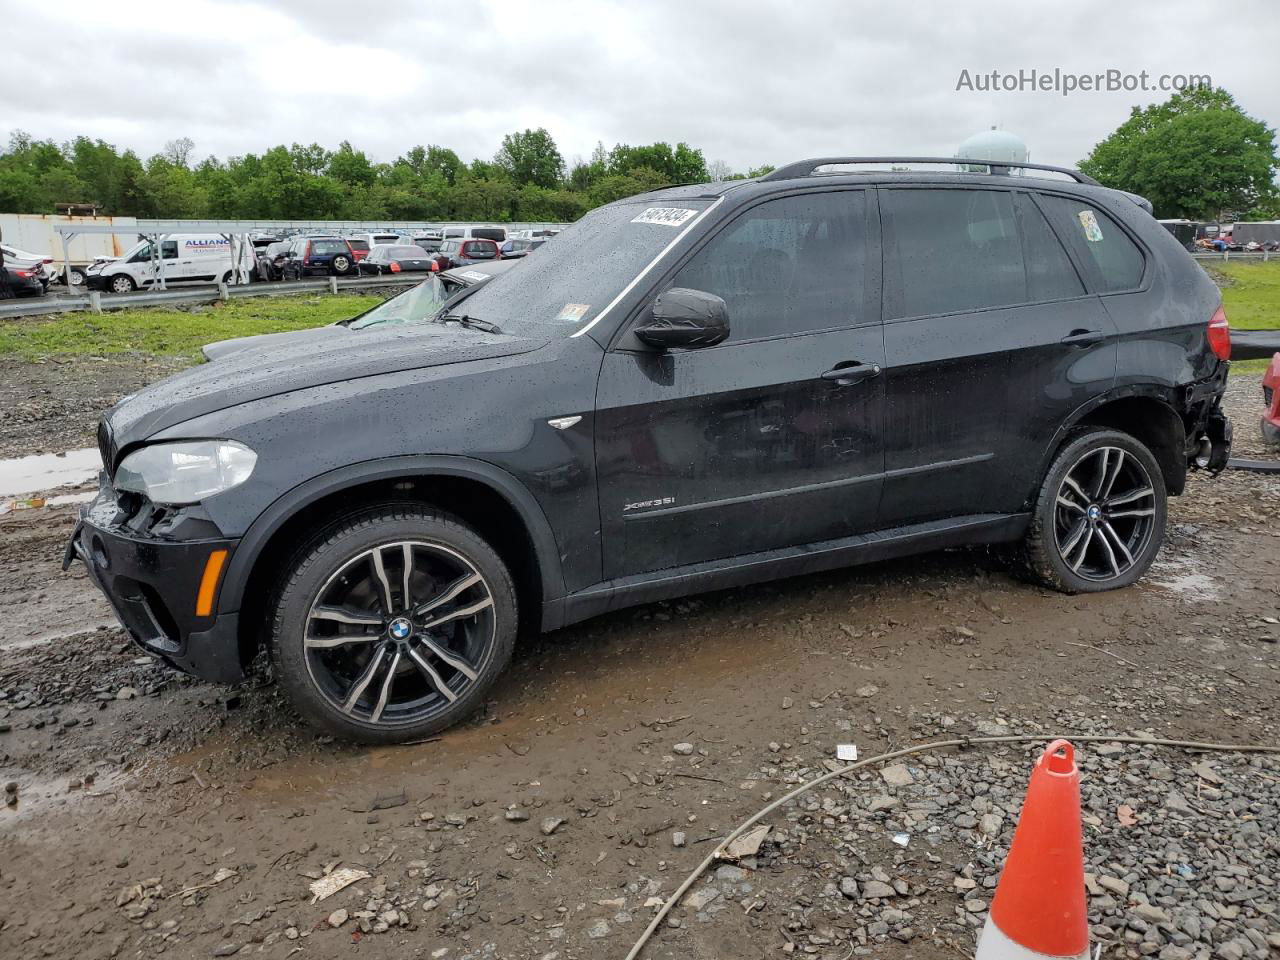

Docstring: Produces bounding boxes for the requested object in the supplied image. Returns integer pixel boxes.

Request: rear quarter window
[1037,195,1145,293]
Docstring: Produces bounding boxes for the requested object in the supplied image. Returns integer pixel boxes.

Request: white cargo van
[86,235,255,294]
[440,225,507,243]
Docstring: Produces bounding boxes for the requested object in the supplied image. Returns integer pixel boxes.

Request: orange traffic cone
[976,739,1089,960]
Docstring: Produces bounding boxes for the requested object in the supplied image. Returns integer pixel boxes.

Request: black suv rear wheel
[1023,428,1166,593]
[269,504,517,743]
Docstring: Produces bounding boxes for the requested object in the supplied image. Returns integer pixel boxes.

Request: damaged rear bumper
[1184,367,1232,474]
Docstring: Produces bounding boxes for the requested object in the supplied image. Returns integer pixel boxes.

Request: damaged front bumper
[63,480,246,684]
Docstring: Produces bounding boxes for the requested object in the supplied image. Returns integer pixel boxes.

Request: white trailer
[0,214,140,285]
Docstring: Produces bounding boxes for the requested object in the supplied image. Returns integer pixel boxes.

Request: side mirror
[634,287,730,349]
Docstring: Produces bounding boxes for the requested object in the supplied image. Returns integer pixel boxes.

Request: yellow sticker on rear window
[1077,209,1105,242]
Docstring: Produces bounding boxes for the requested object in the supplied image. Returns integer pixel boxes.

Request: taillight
[303,241,312,265]
[389,261,401,273]
[431,261,439,272]
[1208,305,1230,361]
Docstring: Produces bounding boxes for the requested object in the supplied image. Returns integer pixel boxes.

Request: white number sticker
[631,207,698,227]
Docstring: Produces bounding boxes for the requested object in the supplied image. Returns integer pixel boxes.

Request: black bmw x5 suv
[68,157,1233,743]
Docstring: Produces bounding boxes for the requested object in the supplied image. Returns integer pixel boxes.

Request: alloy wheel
[1053,446,1156,582]
[303,540,495,727]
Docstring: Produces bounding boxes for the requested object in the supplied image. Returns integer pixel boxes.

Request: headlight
[115,441,257,505]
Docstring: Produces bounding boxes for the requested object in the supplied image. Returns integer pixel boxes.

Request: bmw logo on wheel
[388,618,413,640]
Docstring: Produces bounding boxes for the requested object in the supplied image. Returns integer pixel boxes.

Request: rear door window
[663,190,869,342]
[1036,195,1145,292]
[1013,193,1086,302]
[882,188,1028,318]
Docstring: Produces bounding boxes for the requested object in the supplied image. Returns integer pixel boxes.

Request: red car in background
[1263,353,1280,447]
[345,239,371,263]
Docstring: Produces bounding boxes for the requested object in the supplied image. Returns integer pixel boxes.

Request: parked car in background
[1,243,56,285]
[440,225,506,243]
[86,235,255,294]
[357,244,435,275]
[347,232,407,253]
[509,228,561,241]
[431,238,500,270]
[345,238,371,263]
[255,241,291,281]
[2,262,47,297]
[499,238,545,259]
[410,235,442,253]
[281,236,357,279]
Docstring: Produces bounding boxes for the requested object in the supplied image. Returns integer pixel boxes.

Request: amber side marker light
[195,549,229,617]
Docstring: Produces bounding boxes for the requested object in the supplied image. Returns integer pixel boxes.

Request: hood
[201,325,349,361]
[103,323,546,461]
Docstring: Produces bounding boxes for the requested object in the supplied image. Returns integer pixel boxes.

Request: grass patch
[0,294,381,361]
[1202,261,1280,374]
[1205,260,1280,330]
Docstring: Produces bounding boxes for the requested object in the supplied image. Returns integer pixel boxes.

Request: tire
[331,255,351,275]
[221,270,234,285]
[269,503,517,744]
[67,267,86,287]
[1022,428,1167,593]
[108,274,136,294]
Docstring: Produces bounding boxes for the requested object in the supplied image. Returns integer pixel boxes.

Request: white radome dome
[956,128,1030,168]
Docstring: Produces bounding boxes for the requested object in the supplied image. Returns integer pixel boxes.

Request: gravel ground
[0,371,1275,960]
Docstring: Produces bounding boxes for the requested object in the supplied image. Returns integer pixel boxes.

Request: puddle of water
[0,448,100,497]
[1148,558,1223,601]
[0,766,129,825]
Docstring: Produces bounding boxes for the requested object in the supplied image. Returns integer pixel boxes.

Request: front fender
[215,454,566,616]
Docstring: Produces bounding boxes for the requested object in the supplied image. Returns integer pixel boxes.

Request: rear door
[876,186,1115,527]
[595,188,885,578]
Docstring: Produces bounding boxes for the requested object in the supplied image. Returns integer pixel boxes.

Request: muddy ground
[0,362,1277,960]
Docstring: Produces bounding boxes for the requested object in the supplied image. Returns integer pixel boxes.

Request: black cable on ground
[1226,457,1280,474]
[624,733,1280,960]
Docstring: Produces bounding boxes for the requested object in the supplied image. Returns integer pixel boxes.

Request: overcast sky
[5,1,1276,173]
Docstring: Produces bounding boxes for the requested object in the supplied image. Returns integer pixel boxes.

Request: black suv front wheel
[270,505,517,743]
[1023,428,1166,593]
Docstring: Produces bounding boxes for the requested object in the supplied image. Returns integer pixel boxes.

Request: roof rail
[759,157,1100,186]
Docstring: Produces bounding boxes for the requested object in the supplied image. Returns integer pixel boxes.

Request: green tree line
[1080,87,1279,220]
[0,128,769,222]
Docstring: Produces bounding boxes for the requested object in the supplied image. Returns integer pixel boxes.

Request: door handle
[821,362,881,385]
[1060,329,1105,347]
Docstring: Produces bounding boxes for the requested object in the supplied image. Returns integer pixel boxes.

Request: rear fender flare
[1027,386,1186,504]
[217,455,565,614]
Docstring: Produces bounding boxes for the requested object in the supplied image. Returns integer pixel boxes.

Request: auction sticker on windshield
[631,207,698,227]
[555,303,590,323]
[458,270,490,282]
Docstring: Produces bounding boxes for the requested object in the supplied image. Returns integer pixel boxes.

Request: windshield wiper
[437,313,503,334]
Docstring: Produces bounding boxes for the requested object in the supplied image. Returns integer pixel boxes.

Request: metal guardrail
[0,274,416,320]
[1191,250,1275,262]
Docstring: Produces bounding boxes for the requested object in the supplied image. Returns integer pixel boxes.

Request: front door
[595,189,885,579]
